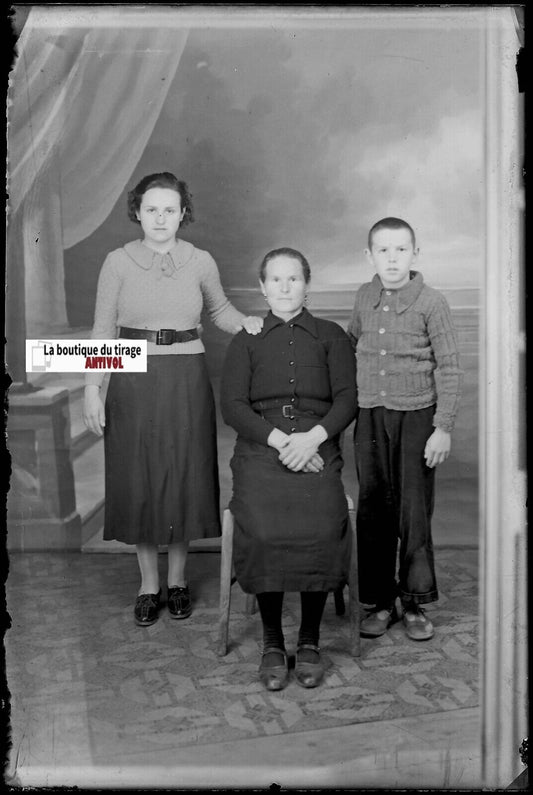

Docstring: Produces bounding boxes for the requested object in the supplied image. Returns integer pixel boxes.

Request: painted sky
[66,9,485,325]
[147,16,483,288]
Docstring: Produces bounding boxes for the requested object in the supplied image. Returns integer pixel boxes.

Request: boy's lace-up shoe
[134,589,162,626]
[360,606,397,637]
[167,586,192,619]
[402,606,434,641]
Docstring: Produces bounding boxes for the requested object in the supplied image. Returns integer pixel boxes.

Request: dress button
[290,397,295,403]
[289,361,295,366]
[289,340,294,345]
[289,324,294,328]
[380,369,386,376]
[386,291,392,296]
[379,328,385,334]
[289,378,295,384]
[291,427,297,432]
[383,305,390,312]
[380,349,386,356]
[380,390,386,397]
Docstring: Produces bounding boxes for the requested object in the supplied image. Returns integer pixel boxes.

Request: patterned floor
[5,546,478,769]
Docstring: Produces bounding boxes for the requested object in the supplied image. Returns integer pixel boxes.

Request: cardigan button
[380,349,386,356]
[379,328,385,334]
[380,390,386,397]
[383,305,390,312]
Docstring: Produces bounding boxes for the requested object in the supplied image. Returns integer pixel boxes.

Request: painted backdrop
[64,8,482,361]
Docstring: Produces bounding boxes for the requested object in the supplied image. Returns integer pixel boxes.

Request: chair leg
[245,593,257,615]
[217,509,234,656]
[333,588,346,615]
[348,509,361,657]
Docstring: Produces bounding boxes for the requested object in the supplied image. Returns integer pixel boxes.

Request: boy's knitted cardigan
[347,271,463,433]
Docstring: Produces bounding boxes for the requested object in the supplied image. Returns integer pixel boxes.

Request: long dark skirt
[103,354,221,545]
[229,433,352,593]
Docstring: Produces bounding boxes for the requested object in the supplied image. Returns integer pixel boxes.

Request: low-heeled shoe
[295,644,324,688]
[402,607,434,641]
[360,607,397,637]
[258,647,289,691]
[167,585,192,619]
[134,589,162,627]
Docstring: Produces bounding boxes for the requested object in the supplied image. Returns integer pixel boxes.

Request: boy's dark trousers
[354,405,439,608]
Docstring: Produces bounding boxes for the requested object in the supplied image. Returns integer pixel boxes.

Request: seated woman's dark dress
[220,308,358,594]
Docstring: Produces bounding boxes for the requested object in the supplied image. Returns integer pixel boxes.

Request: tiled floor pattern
[6,547,478,780]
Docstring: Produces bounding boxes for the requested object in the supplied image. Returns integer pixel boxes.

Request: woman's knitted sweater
[86,238,244,387]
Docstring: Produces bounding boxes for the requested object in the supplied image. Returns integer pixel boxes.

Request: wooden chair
[217,496,361,657]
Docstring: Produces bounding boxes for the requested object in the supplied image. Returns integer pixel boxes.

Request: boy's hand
[424,427,451,468]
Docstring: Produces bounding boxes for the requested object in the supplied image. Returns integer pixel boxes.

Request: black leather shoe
[295,644,324,688]
[259,648,289,691]
[167,585,192,619]
[134,589,162,626]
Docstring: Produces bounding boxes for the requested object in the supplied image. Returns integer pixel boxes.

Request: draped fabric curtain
[8,7,188,346]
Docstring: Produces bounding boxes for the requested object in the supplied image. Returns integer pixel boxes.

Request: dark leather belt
[119,326,199,345]
[258,406,320,420]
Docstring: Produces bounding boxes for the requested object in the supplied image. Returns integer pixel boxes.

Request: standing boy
[347,217,463,640]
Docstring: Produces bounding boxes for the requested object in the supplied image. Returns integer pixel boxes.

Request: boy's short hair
[368,217,416,249]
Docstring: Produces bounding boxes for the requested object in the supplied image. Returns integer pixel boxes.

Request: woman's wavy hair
[259,247,311,284]
[127,172,195,228]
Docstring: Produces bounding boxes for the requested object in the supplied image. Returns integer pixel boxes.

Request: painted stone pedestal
[7,386,82,550]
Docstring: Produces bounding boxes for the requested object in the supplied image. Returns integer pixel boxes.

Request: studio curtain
[7,7,188,357]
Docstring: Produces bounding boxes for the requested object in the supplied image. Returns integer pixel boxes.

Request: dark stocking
[298,591,328,662]
[256,592,285,666]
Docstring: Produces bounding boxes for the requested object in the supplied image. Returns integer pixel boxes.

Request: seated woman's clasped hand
[268,426,327,472]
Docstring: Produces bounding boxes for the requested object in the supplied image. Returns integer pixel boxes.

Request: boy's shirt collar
[370,270,425,313]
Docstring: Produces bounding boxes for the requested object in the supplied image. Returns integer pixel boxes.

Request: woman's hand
[240,315,264,335]
[267,429,323,472]
[424,427,451,468]
[267,427,290,451]
[278,425,328,472]
[302,453,325,473]
[83,385,106,436]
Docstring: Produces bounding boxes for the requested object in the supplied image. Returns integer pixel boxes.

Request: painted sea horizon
[226,285,480,327]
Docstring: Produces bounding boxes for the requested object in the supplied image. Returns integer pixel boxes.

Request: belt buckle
[156,329,174,345]
[282,404,293,418]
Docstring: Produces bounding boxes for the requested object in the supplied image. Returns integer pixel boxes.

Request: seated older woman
[220,247,357,691]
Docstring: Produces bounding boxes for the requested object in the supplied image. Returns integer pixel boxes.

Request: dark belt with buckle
[258,405,320,420]
[119,326,199,345]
